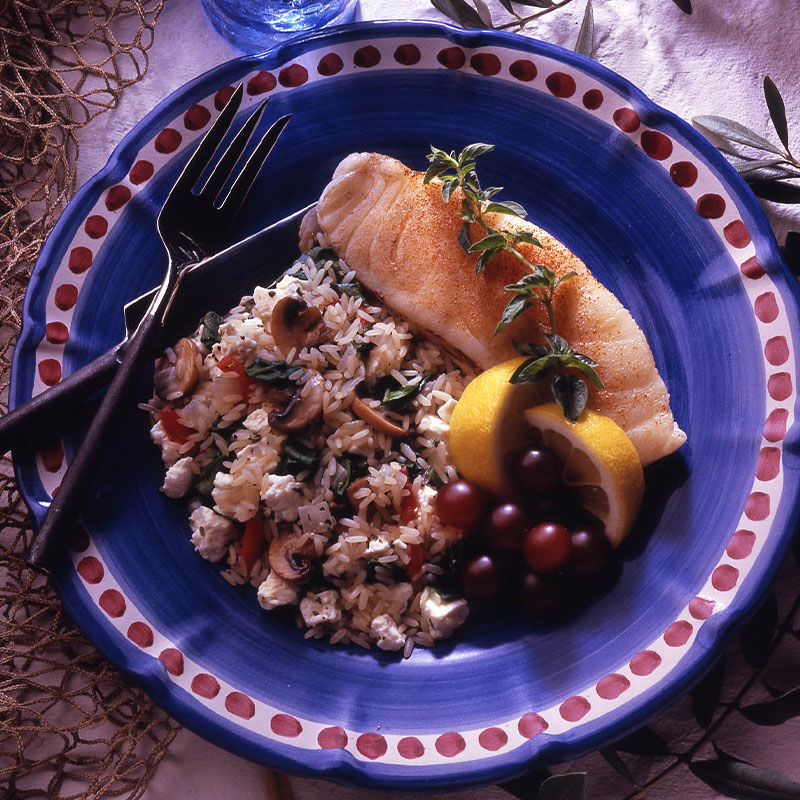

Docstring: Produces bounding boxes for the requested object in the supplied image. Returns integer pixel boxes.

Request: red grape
[435,480,487,528]
[568,526,613,575]
[485,503,531,554]
[523,522,571,573]
[521,572,563,612]
[461,554,503,599]
[508,446,561,495]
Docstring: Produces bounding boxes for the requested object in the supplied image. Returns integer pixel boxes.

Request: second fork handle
[27,312,162,573]
[0,347,121,455]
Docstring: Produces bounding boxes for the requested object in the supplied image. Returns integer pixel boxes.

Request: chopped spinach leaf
[194,446,227,497]
[331,458,352,496]
[381,376,426,410]
[244,358,303,383]
[333,282,365,300]
[425,466,445,488]
[200,311,223,349]
[279,438,319,476]
[365,560,407,584]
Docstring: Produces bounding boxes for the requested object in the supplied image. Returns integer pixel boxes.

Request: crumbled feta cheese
[257,571,299,610]
[298,502,333,535]
[437,396,457,424]
[365,537,391,559]
[218,317,263,361]
[189,505,238,562]
[418,413,449,439]
[149,420,181,467]
[300,590,341,626]
[162,456,194,499]
[243,407,271,437]
[420,587,469,640]
[212,472,260,523]
[252,285,278,322]
[261,473,305,522]
[370,613,406,651]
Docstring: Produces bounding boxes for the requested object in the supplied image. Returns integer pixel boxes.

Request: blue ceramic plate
[12,21,800,791]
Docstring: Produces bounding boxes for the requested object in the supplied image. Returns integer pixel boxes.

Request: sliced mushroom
[268,525,317,581]
[346,476,371,508]
[154,337,199,399]
[351,395,407,438]
[271,297,330,352]
[268,371,324,432]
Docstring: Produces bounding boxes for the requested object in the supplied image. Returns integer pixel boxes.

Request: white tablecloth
[72,1,800,797]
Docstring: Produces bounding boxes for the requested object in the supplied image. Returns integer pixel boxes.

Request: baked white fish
[301,152,686,466]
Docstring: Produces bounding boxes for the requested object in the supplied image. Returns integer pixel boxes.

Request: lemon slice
[448,357,545,495]
[523,403,644,547]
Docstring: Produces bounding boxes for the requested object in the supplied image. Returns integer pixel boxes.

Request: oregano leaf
[485,200,528,218]
[457,222,472,253]
[495,295,531,333]
[552,372,587,422]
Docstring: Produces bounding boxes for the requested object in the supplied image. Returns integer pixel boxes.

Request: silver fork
[27,85,291,572]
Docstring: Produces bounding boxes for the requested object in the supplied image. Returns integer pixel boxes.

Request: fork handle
[27,313,162,573]
[0,346,121,456]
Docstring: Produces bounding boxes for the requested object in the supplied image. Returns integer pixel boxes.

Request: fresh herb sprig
[424,143,604,421]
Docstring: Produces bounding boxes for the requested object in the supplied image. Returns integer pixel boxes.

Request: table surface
[67,1,800,797]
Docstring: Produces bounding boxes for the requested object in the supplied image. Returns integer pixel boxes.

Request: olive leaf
[740,592,777,668]
[599,747,634,784]
[764,76,790,151]
[670,0,692,13]
[693,115,785,156]
[574,0,594,58]
[741,686,800,726]
[750,181,800,204]
[499,768,552,800]
[473,0,493,26]
[690,747,800,800]
[782,231,800,276]
[691,655,725,728]
[614,725,672,756]
[538,773,586,800]
[429,0,484,28]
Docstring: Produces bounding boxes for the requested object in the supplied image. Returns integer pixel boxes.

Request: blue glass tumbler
[202,0,359,52]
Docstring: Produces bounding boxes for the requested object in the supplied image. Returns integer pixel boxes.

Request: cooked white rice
[147,248,474,654]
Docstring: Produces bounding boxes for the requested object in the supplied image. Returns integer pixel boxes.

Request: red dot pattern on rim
[84,215,108,238]
[154,128,182,154]
[397,736,425,759]
[712,564,739,591]
[394,43,421,65]
[518,712,548,738]
[105,185,131,212]
[630,650,661,676]
[582,88,603,109]
[613,108,640,132]
[317,727,348,749]
[727,529,756,560]
[765,336,789,365]
[768,372,792,401]
[510,59,537,82]
[689,596,715,620]
[353,45,381,69]
[435,732,466,757]
[560,696,590,722]
[76,556,104,584]
[745,491,770,520]
[68,246,92,273]
[54,283,78,310]
[356,733,387,760]
[247,71,277,95]
[159,648,184,676]
[191,674,220,699]
[696,194,726,219]
[70,527,90,552]
[756,446,781,481]
[38,359,61,386]
[184,104,211,131]
[279,64,308,87]
[318,53,344,76]
[437,46,465,69]
[214,85,235,111]
[641,130,673,160]
[754,292,779,323]
[40,440,64,472]
[765,408,789,442]
[740,256,765,279]
[129,160,154,185]
[724,220,751,248]
[664,620,692,647]
[225,692,255,719]
[127,621,154,648]
[596,674,630,700]
[45,321,69,345]
[546,72,576,98]
[670,161,698,187]
[270,713,302,737]
[479,727,508,751]
[98,589,126,618]
[470,53,501,76]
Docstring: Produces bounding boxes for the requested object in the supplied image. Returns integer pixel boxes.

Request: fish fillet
[305,152,686,466]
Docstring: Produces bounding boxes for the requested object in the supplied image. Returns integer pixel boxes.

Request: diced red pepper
[159,408,194,444]
[405,543,424,581]
[217,354,253,398]
[399,467,418,524]
[240,515,265,574]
